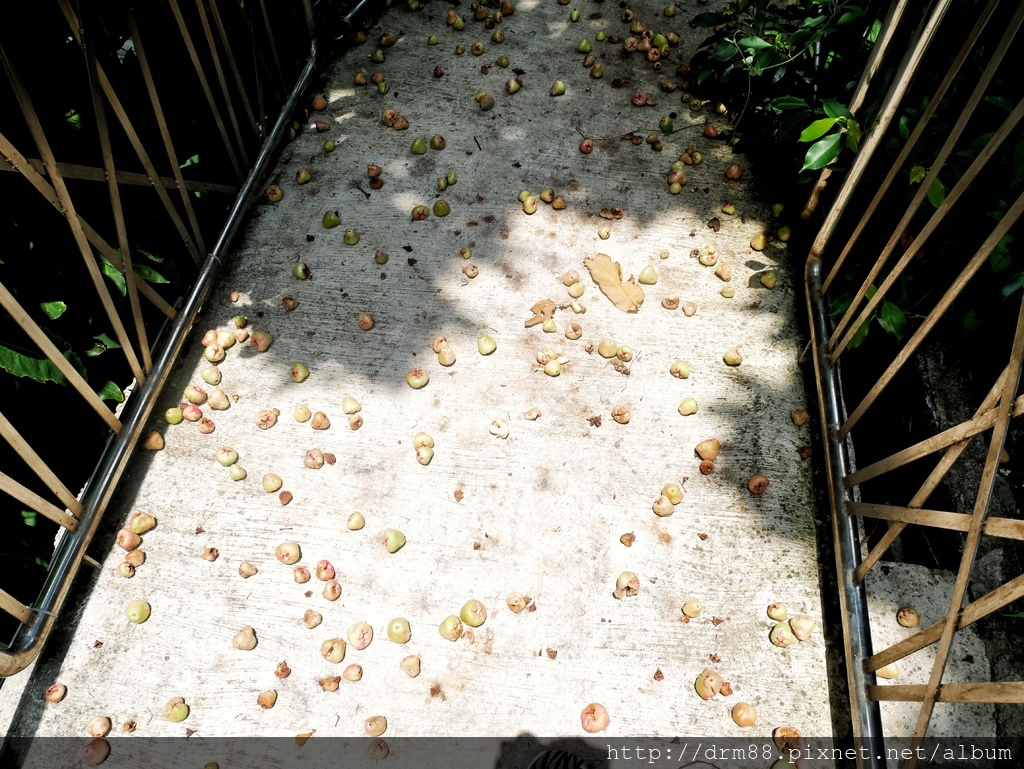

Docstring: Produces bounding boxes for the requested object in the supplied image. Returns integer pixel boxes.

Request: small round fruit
[125,600,150,624]
[580,703,609,733]
[897,606,920,628]
[732,702,757,727]
[460,599,487,627]
[478,335,497,355]
[439,614,464,641]
[387,617,411,644]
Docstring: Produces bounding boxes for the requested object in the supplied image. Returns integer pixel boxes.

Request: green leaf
[866,19,882,44]
[93,332,120,350]
[135,248,164,264]
[178,154,200,169]
[711,39,737,61]
[133,264,169,284]
[878,300,907,341]
[801,133,843,171]
[799,117,838,142]
[738,36,772,50]
[989,235,1013,273]
[821,99,853,119]
[802,15,828,27]
[22,510,37,527]
[40,301,67,320]
[848,317,871,348]
[65,111,82,129]
[927,178,946,208]
[845,119,862,153]
[690,12,726,28]
[0,345,66,384]
[963,309,984,330]
[983,95,1014,113]
[1002,271,1024,300]
[898,115,909,142]
[838,8,866,24]
[909,166,927,184]
[828,293,853,318]
[771,95,810,112]
[100,255,127,297]
[96,380,124,403]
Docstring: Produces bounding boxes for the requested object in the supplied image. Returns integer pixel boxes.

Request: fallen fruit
[164,697,189,722]
[732,702,757,727]
[652,495,674,517]
[348,512,365,530]
[695,669,724,700]
[670,360,691,379]
[678,397,698,416]
[365,716,388,737]
[275,542,301,564]
[45,683,67,704]
[897,606,920,628]
[747,473,770,494]
[384,528,406,553]
[876,663,899,679]
[321,638,346,663]
[125,599,150,624]
[761,270,777,288]
[580,703,610,733]
[406,368,429,389]
[83,739,110,766]
[439,614,464,641]
[682,598,702,618]
[726,164,743,180]
[401,655,421,678]
[695,438,721,461]
[387,617,411,643]
[257,690,277,709]
[770,621,797,648]
[723,348,743,366]
[790,614,814,641]
[613,571,639,599]
[460,599,487,627]
[767,602,788,621]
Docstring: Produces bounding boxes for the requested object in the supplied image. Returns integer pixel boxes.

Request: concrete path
[0,0,832,752]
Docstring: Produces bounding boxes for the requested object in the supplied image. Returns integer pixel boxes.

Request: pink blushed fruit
[304,448,325,469]
[406,368,429,389]
[197,417,215,434]
[293,566,310,583]
[117,529,141,551]
[348,621,373,650]
[216,446,238,466]
[579,138,594,154]
[726,164,743,180]
[767,602,788,621]
[652,495,674,517]
[46,683,68,703]
[316,560,335,580]
[311,411,330,429]
[580,703,609,733]
[266,185,284,203]
[303,610,322,630]
[275,542,301,565]
[124,550,145,568]
[83,739,111,766]
[238,561,258,578]
[181,402,203,422]
[770,621,798,648]
[358,312,374,330]
[87,716,112,738]
[250,330,273,352]
[732,702,757,727]
[343,664,363,681]
[790,614,814,641]
[321,638,347,663]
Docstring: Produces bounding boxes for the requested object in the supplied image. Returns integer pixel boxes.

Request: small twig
[353,182,370,199]
[474,136,482,151]
[731,69,753,139]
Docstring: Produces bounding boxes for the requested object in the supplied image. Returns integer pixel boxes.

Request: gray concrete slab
[0,0,831,747]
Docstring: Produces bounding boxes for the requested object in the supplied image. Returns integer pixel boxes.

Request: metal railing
[0,0,325,677]
[804,0,1024,765]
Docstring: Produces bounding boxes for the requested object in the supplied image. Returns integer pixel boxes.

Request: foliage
[690,0,880,172]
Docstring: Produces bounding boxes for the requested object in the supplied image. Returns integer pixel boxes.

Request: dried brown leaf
[525,299,557,327]
[584,254,645,313]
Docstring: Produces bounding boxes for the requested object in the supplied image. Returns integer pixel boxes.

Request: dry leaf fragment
[712,616,725,626]
[620,532,635,547]
[653,668,664,681]
[454,489,465,501]
[709,653,721,663]
[525,299,557,327]
[583,254,645,313]
[546,648,557,659]
[296,731,315,746]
